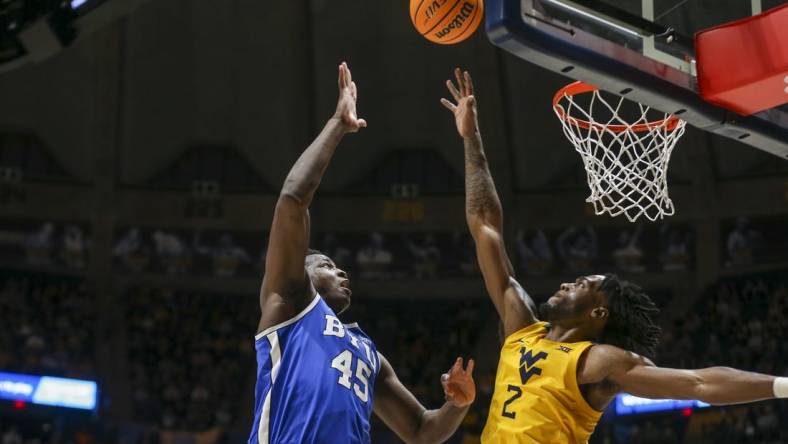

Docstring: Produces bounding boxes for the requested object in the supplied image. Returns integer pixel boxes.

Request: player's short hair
[597,273,661,359]
[306,249,326,257]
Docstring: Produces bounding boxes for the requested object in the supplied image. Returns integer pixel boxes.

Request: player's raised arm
[441,68,537,336]
[374,353,475,444]
[260,62,366,325]
[580,344,788,406]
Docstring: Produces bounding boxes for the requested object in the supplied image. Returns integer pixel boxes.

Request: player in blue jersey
[248,62,476,444]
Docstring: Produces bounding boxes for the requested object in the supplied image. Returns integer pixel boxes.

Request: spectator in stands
[24,222,55,266]
[193,232,251,277]
[557,226,597,272]
[113,228,151,272]
[659,224,691,271]
[407,233,442,279]
[356,232,393,279]
[516,229,553,275]
[726,217,762,267]
[61,225,87,269]
[612,224,645,273]
[152,230,191,274]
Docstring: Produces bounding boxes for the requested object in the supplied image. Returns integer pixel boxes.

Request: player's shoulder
[345,322,373,339]
[586,344,651,364]
[502,318,548,344]
[580,344,654,383]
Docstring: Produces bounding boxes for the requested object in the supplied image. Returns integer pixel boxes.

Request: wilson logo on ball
[410,0,484,45]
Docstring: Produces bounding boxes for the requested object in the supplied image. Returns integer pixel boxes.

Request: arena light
[0,372,98,411]
[615,393,710,415]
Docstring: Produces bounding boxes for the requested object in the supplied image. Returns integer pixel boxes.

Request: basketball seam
[422,0,462,36]
[412,0,428,25]
[441,1,481,44]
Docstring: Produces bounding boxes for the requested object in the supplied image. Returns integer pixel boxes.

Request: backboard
[486,0,788,158]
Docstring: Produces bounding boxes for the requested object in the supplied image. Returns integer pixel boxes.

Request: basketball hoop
[552,81,687,222]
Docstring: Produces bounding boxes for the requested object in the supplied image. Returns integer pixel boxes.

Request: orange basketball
[410,0,484,45]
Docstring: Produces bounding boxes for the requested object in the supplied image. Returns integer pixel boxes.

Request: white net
[553,83,687,222]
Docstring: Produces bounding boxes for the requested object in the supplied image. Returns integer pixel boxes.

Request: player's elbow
[280,176,319,207]
[278,188,310,210]
[692,367,730,404]
[409,409,440,444]
[397,413,424,444]
[465,210,501,232]
[467,221,501,244]
[466,219,484,241]
[692,367,738,405]
[686,372,707,401]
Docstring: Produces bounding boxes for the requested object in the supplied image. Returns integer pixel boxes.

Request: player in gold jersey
[440,68,788,443]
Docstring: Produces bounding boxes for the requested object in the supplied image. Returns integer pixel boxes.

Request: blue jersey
[248,295,380,444]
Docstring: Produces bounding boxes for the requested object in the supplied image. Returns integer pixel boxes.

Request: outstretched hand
[334,62,367,133]
[441,357,476,408]
[441,68,479,138]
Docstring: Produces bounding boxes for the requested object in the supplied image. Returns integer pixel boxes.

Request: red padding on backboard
[695,3,788,116]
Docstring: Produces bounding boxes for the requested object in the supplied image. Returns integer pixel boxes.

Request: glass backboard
[486,0,788,158]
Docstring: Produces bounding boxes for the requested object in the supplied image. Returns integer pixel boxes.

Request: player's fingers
[452,357,462,373]
[446,80,461,102]
[338,64,344,89]
[454,68,464,96]
[464,71,474,96]
[344,62,352,84]
[357,118,367,128]
[440,98,457,112]
[466,358,475,375]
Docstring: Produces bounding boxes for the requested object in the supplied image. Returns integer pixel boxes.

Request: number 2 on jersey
[501,385,522,419]
[331,350,372,402]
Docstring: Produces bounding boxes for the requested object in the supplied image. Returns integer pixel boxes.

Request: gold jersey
[481,322,603,444]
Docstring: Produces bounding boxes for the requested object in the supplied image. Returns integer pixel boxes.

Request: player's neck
[544,323,597,343]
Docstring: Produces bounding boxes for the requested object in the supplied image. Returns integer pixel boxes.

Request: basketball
[410,0,484,45]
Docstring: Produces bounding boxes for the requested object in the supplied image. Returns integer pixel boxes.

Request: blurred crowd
[658,273,788,443]
[2,250,788,443]
[108,225,696,279]
[518,224,693,275]
[0,223,90,270]
[112,229,257,277]
[0,272,94,378]
[126,287,258,431]
[3,215,788,280]
[660,276,788,374]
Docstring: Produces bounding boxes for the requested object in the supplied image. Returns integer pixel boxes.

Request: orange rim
[552,81,682,133]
